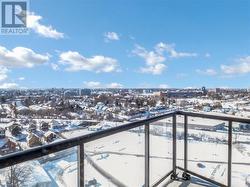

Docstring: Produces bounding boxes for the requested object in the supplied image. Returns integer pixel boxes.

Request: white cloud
[0,83,19,89]
[159,84,169,88]
[140,64,166,75]
[155,42,198,58]
[0,46,50,68]
[0,67,8,81]
[59,51,120,73]
[83,81,102,88]
[18,77,25,81]
[104,32,120,42]
[133,42,197,75]
[27,12,64,39]
[196,68,217,76]
[107,82,123,88]
[221,56,250,74]
[133,45,165,65]
[83,81,123,88]
[133,45,166,75]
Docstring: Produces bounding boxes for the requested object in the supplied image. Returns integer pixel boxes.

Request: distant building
[79,89,91,96]
[202,86,207,95]
[215,88,222,94]
[64,90,78,98]
[160,89,203,98]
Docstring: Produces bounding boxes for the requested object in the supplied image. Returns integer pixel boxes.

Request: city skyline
[0,0,250,89]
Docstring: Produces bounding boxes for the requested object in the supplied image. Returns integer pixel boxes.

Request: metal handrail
[177,110,250,123]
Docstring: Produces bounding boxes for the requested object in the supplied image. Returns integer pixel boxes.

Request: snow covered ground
[62,129,91,139]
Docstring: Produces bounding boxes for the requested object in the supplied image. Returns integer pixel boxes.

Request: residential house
[44,131,57,143]
[39,121,50,131]
[9,123,22,137]
[0,138,19,156]
[27,133,42,147]
[28,123,37,133]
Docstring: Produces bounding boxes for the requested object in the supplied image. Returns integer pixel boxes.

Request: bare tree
[6,165,33,187]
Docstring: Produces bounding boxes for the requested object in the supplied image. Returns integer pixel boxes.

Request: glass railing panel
[232,122,250,187]
[187,116,228,185]
[150,117,173,186]
[176,115,184,169]
[84,126,145,187]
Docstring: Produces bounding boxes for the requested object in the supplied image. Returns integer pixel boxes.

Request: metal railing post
[228,121,232,187]
[173,114,177,174]
[78,144,84,187]
[184,114,188,172]
[145,123,150,187]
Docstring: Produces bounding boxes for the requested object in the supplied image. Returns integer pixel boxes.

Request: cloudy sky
[0,0,250,89]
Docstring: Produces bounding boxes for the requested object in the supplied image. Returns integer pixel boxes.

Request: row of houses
[0,120,64,156]
[0,130,59,156]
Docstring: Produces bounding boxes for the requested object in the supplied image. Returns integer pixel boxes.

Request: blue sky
[0,0,250,89]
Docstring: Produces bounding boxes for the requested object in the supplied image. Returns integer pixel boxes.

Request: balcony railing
[0,111,250,187]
